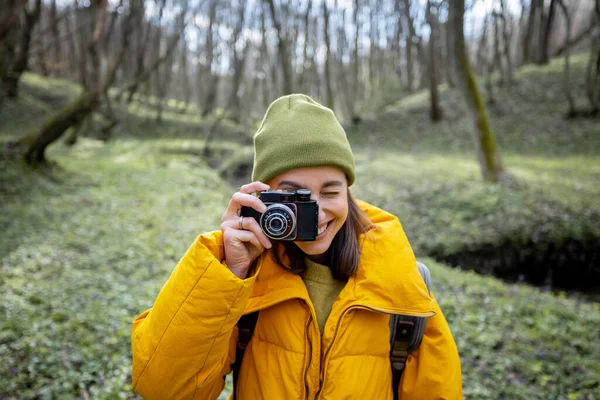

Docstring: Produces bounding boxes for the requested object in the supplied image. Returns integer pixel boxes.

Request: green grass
[1,54,599,399]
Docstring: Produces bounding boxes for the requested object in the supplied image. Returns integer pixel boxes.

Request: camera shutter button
[296,189,311,201]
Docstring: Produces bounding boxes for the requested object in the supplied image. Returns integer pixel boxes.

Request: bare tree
[449,0,505,182]
[351,0,360,122]
[392,0,404,81]
[557,0,576,116]
[426,0,442,122]
[496,0,514,84]
[124,0,154,103]
[1,0,42,99]
[540,0,558,65]
[264,0,293,95]
[322,0,334,110]
[49,0,62,74]
[297,0,312,91]
[229,0,248,123]
[0,2,24,103]
[523,0,543,64]
[585,0,600,114]
[202,0,219,116]
[259,4,273,108]
[401,0,418,91]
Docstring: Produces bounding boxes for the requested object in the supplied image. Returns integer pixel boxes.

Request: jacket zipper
[314,304,434,399]
[303,315,313,400]
[245,296,319,400]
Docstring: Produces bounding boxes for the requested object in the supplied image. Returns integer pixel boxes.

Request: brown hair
[272,190,375,280]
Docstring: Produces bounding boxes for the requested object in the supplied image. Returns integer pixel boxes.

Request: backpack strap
[232,312,259,400]
[390,261,432,399]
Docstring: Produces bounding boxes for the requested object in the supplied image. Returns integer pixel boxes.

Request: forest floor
[0,54,599,399]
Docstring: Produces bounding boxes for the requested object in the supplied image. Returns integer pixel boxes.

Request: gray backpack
[232,261,432,400]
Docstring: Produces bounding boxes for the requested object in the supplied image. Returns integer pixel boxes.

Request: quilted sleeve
[398,293,463,399]
[131,232,255,400]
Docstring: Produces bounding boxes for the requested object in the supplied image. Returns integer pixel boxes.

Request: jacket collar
[245,201,434,317]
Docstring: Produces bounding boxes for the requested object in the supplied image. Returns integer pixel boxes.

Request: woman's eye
[322,192,340,197]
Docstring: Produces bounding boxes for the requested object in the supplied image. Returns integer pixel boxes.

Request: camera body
[240,189,319,241]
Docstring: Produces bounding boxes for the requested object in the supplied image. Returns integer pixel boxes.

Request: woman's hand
[221,182,272,279]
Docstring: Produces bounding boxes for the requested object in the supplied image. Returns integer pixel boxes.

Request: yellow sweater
[301,258,347,334]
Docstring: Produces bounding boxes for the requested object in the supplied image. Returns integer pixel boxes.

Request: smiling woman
[130,94,463,399]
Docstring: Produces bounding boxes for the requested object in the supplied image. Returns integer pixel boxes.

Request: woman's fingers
[222,215,272,249]
[220,181,272,277]
[224,228,264,254]
[223,192,267,220]
[239,181,269,195]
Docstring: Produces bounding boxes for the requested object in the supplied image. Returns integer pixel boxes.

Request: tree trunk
[492,12,506,86]
[351,0,360,121]
[50,0,61,73]
[337,7,353,119]
[322,0,334,110]
[297,0,312,90]
[229,0,248,123]
[426,0,442,122]
[556,0,576,117]
[3,0,42,98]
[585,1,600,113]
[0,1,22,107]
[64,114,90,146]
[476,14,490,74]
[65,7,78,78]
[450,0,505,182]
[392,0,403,81]
[523,0,542,63]
[265,0,293,95]
[444,21,456,88]
[540,0,557,65]
[498,0,514,84]
[125,1,154,103]
[402,0,416,91]
[259,6,271,109]
[19,90,99,164]
[202,0,218,116]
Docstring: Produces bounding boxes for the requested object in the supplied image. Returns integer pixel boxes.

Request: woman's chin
[295,239,332,258]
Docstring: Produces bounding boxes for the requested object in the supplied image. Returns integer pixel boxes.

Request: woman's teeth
[318,222,328,236]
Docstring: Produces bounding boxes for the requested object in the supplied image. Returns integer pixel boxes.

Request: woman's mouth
[317,221,331,238]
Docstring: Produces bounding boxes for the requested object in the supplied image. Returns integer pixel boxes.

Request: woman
[131,94,462,399]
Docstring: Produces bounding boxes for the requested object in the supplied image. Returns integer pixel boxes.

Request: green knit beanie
[252,94,356,185]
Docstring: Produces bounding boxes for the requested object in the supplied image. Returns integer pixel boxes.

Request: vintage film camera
[240,190,319,241]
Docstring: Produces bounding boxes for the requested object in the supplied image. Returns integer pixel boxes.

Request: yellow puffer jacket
[132,202,463,399]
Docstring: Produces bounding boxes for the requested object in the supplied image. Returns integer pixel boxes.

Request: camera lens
[260,204,296,240]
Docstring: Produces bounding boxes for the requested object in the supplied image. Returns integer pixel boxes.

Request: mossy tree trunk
[450,0,505,183]
[19,91,98,164]
[13,0,137,166]
[64,115,91,146]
